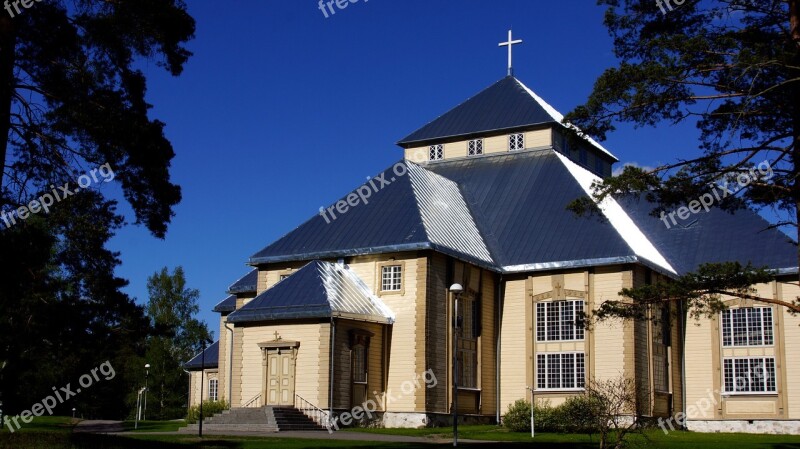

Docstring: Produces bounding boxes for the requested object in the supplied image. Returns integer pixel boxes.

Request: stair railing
[294,393,333,430]
[243,393,261,408]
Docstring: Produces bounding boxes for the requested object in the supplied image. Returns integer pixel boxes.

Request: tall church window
[352,343,367,384]
[536,300,585,341]
[723,357,776,393]
[468,139,483,156]
[722,307,773,347]
[429,144,443,161]
[457,295,478,389]
[653,305,671,392]
[509,133,525,151]
[208,378,219,401]
[536,352,585,390]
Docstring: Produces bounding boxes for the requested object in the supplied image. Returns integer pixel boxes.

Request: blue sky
[110,0,703,337]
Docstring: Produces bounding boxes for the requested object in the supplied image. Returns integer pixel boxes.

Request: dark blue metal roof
[398,76,557,146]
[227,261,393,324]
[213,294,237,313]
[427,151,637,270]
[250,165,428,263]
[228,269,258,294]
[184,341,219,370]
[618,197,797,274]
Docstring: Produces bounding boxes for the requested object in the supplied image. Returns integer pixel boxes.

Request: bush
[503,399,531,432]
[560,395,603,434]
[502,399,566,433]
[186,400,227,424]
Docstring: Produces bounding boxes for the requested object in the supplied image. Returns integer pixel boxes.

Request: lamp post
[526,386,535,438]
[143,364,150,421]
[449,283,463,447]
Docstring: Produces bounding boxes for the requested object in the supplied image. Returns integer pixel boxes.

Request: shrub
[503,399,568,433]
[503,399,531,432]
[560,395,603,434]
[186,400,228,424]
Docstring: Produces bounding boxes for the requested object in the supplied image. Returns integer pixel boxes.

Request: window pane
[353,345,367,383]
[547,303,560,341]
[747,308,762,346]
[732,309,748,346]
[562,353,575,389]
[381,266,402,291]
[722,310,732,346]
[537,355,546,389]
[561,302,574,341]
[536,303,546,342]
[763,308,773,345]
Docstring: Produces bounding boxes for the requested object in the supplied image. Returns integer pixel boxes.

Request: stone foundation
[686,420,800,435]
[381,412,496,429]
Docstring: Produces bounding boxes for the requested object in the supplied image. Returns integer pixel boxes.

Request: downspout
[225,321,234,408]
[329,317,336,424]
[496,273,504,424]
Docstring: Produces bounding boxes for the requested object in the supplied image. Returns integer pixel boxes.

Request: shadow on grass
[0,432,595,449]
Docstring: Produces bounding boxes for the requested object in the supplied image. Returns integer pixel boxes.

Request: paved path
[76,421,496,444]
[73,420,125,433]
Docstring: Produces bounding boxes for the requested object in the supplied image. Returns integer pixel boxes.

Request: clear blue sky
[110,0,702,338]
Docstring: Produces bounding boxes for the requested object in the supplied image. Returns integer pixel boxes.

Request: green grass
[122,420,188,432]
[2,419,800,449]
[0,415,76,433]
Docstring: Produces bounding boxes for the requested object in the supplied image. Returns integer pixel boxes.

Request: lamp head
[145,363,150,370]
[449,283,463,294]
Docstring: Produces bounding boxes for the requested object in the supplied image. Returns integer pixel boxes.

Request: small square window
[381,265,402,292]
[468,139,483,156]
[429,144,443,161]
[509,133,525,151]
[279,274,290,281]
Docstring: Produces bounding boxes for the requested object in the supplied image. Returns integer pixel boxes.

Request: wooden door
[266,349,295,406]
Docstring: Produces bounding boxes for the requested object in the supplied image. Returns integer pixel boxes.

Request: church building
[186,36,800,434]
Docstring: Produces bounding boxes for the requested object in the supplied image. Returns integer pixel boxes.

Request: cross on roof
[498,29,523,77]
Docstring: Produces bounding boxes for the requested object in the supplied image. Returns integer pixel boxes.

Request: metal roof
[617,196,797,275]
[246,148,796,278]
[227,261,395,325]
[184,341,219,370]
[228,269,258,294]
[249,162,495,270]
[426,150,664,273]
[397,76,617,161]
[213,294,237,313]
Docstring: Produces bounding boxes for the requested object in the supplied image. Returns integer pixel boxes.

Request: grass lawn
[2,419,800,448]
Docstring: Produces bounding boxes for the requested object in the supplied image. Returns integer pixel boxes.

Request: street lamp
[449,283,463,447]
[144,364,150,421]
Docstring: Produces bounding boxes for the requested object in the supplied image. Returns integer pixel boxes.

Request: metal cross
[273,331,280,340]
[498,29,523,76]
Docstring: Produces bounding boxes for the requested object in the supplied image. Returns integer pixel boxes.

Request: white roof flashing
[555,152,677,275]
[514,77,617,161]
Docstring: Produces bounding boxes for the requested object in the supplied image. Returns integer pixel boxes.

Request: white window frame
[429,144,444,161]
[208,378,219,402]
[536,352,585,391]
[509,133,525,151]
[468,139,484,156]
[722,357,777,394]
[721,307,773,347]
[536,300,585,342]
[380,265,402,292]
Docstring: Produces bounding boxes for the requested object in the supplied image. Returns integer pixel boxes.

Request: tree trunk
[0,16,15,198]
[790,0,800,285]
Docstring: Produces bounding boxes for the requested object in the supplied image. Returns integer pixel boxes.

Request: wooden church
[185,35,800,434]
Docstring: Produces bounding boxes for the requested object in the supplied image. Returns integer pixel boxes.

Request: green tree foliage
[564,0,800,317]
[0,0,195,419]
[144,267,210,420]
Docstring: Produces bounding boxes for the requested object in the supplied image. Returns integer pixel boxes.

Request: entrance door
[266,349,295,406]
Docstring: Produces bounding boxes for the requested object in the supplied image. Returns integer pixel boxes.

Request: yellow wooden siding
[780,280,800,419]
[592,268,630,382]
[237,323,326,408]
[499,277,528,411]
[480,270,497,415]
[188,369,218,407]
[403,129,553,161]
[217,316,230,403]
